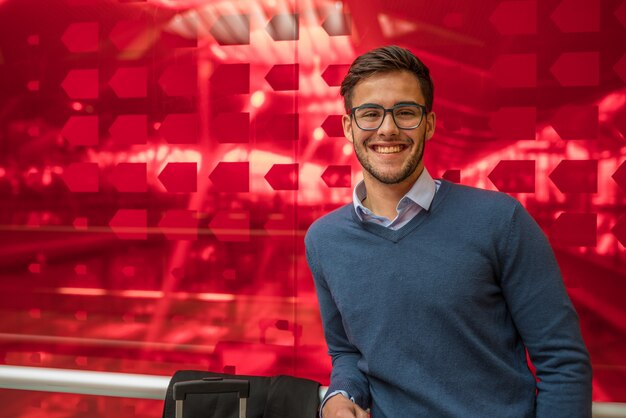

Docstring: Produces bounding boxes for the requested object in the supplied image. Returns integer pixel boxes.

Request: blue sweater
[305,180,592,418]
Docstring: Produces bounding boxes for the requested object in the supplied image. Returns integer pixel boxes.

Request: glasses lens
[393,105,423,129]
[354,106,384,130]
[353,104,424,130]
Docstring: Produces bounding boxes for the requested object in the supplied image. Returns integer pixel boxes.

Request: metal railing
[0,365,624,417]
[0,365,170,400]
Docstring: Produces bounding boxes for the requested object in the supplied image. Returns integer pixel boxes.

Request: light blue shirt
[352,168,440,230]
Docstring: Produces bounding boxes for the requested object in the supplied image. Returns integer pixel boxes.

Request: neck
[362,167,423,219]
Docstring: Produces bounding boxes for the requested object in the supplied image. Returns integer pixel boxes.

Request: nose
[377,110,399,135]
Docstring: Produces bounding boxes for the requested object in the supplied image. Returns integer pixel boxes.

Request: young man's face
[342,70,436,186]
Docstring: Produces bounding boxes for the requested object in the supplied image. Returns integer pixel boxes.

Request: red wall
[0,0,625,416]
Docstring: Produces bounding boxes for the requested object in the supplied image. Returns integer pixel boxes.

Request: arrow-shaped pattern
[322,13,351,36]
[111,163,147,192]
[263,213,296,237]
[62,163,99,192]
[611,215,626,247]
[109,67,147,98]
[550,0,600,32]
[549,213,597,247]
[158,162,197,193]
[213,113,249,143]
[209,162,249,192]
[551,105,598,140]
[256,113,299,141]
[321,115,344,138]
[615,53,626,83]
[158,210,198,240]
[549,160,597,193]
[62,22,99,52]
[159,113,198,144]
[489,0,537,35]
[266,14,299,41]
[109,115,147,145]
[210,14,250,45]
[488,160,535,192]
[265,164,299,190]
[210,64,249,95]
[442,170,461,183]
[109,20,148,51]
[321,65,350,87]
[61,116,98,146]
[612,161,626,192]
[209,211,250,242]
[550,52,599,86]
[61,69,99,99]
[490,54,536,88]
[158,62,197,96]
[321,165,351,188]
[265,64,299,91]
[489,107,536,140]
[617,0,626,28]
[109,209,147,240]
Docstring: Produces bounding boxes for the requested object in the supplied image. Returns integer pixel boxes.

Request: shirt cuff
[319,390,354,418]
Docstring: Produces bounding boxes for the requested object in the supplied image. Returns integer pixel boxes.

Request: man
[305,46,592,418]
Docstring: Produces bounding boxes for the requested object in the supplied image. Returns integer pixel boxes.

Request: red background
[0,0,625,416]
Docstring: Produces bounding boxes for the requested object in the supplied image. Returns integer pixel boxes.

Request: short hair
[340,45,434,113]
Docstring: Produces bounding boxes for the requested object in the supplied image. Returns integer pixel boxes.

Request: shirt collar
[352,168,437,221]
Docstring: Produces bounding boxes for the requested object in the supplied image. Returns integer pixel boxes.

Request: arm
[305,237,371,412]
[498,203,592,418]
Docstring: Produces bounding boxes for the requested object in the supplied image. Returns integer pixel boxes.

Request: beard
[353,132,426,185]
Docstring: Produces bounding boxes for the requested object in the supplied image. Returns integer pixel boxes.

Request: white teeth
[373,145,403,154]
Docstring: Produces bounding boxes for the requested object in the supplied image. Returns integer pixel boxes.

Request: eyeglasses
[350,103,427,131]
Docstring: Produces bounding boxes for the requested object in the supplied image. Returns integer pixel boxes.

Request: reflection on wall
[0,0,625,416]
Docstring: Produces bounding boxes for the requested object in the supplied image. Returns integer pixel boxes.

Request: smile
[371,144,407,154]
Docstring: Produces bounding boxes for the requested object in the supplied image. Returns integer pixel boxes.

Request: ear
[342,114,354,144]
[424,111,436,142]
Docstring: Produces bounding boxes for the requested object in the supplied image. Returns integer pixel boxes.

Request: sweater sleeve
[498,202,592,418]
[305,233,371,410]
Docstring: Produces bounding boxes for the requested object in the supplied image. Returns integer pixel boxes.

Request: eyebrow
[358,101,421,107]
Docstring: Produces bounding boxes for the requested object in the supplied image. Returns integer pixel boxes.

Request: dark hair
[340,45,434,113]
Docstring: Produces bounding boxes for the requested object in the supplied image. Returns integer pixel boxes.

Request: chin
[367,165,421,185]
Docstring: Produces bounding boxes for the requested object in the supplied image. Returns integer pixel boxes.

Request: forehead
[351,70,423,106]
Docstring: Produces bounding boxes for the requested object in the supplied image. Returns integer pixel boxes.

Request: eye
[394,107,418,117]
[357,108,382,119]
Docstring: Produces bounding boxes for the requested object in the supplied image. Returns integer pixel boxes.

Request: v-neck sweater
[305,180,591,418]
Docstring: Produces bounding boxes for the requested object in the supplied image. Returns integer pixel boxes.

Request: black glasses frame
[350,103,428,131]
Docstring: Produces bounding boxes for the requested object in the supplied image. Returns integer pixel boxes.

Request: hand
[322,393,369,418]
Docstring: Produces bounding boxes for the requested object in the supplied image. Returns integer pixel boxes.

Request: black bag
[162,370,320,418]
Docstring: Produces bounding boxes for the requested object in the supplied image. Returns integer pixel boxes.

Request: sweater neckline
[350,179,452,243]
